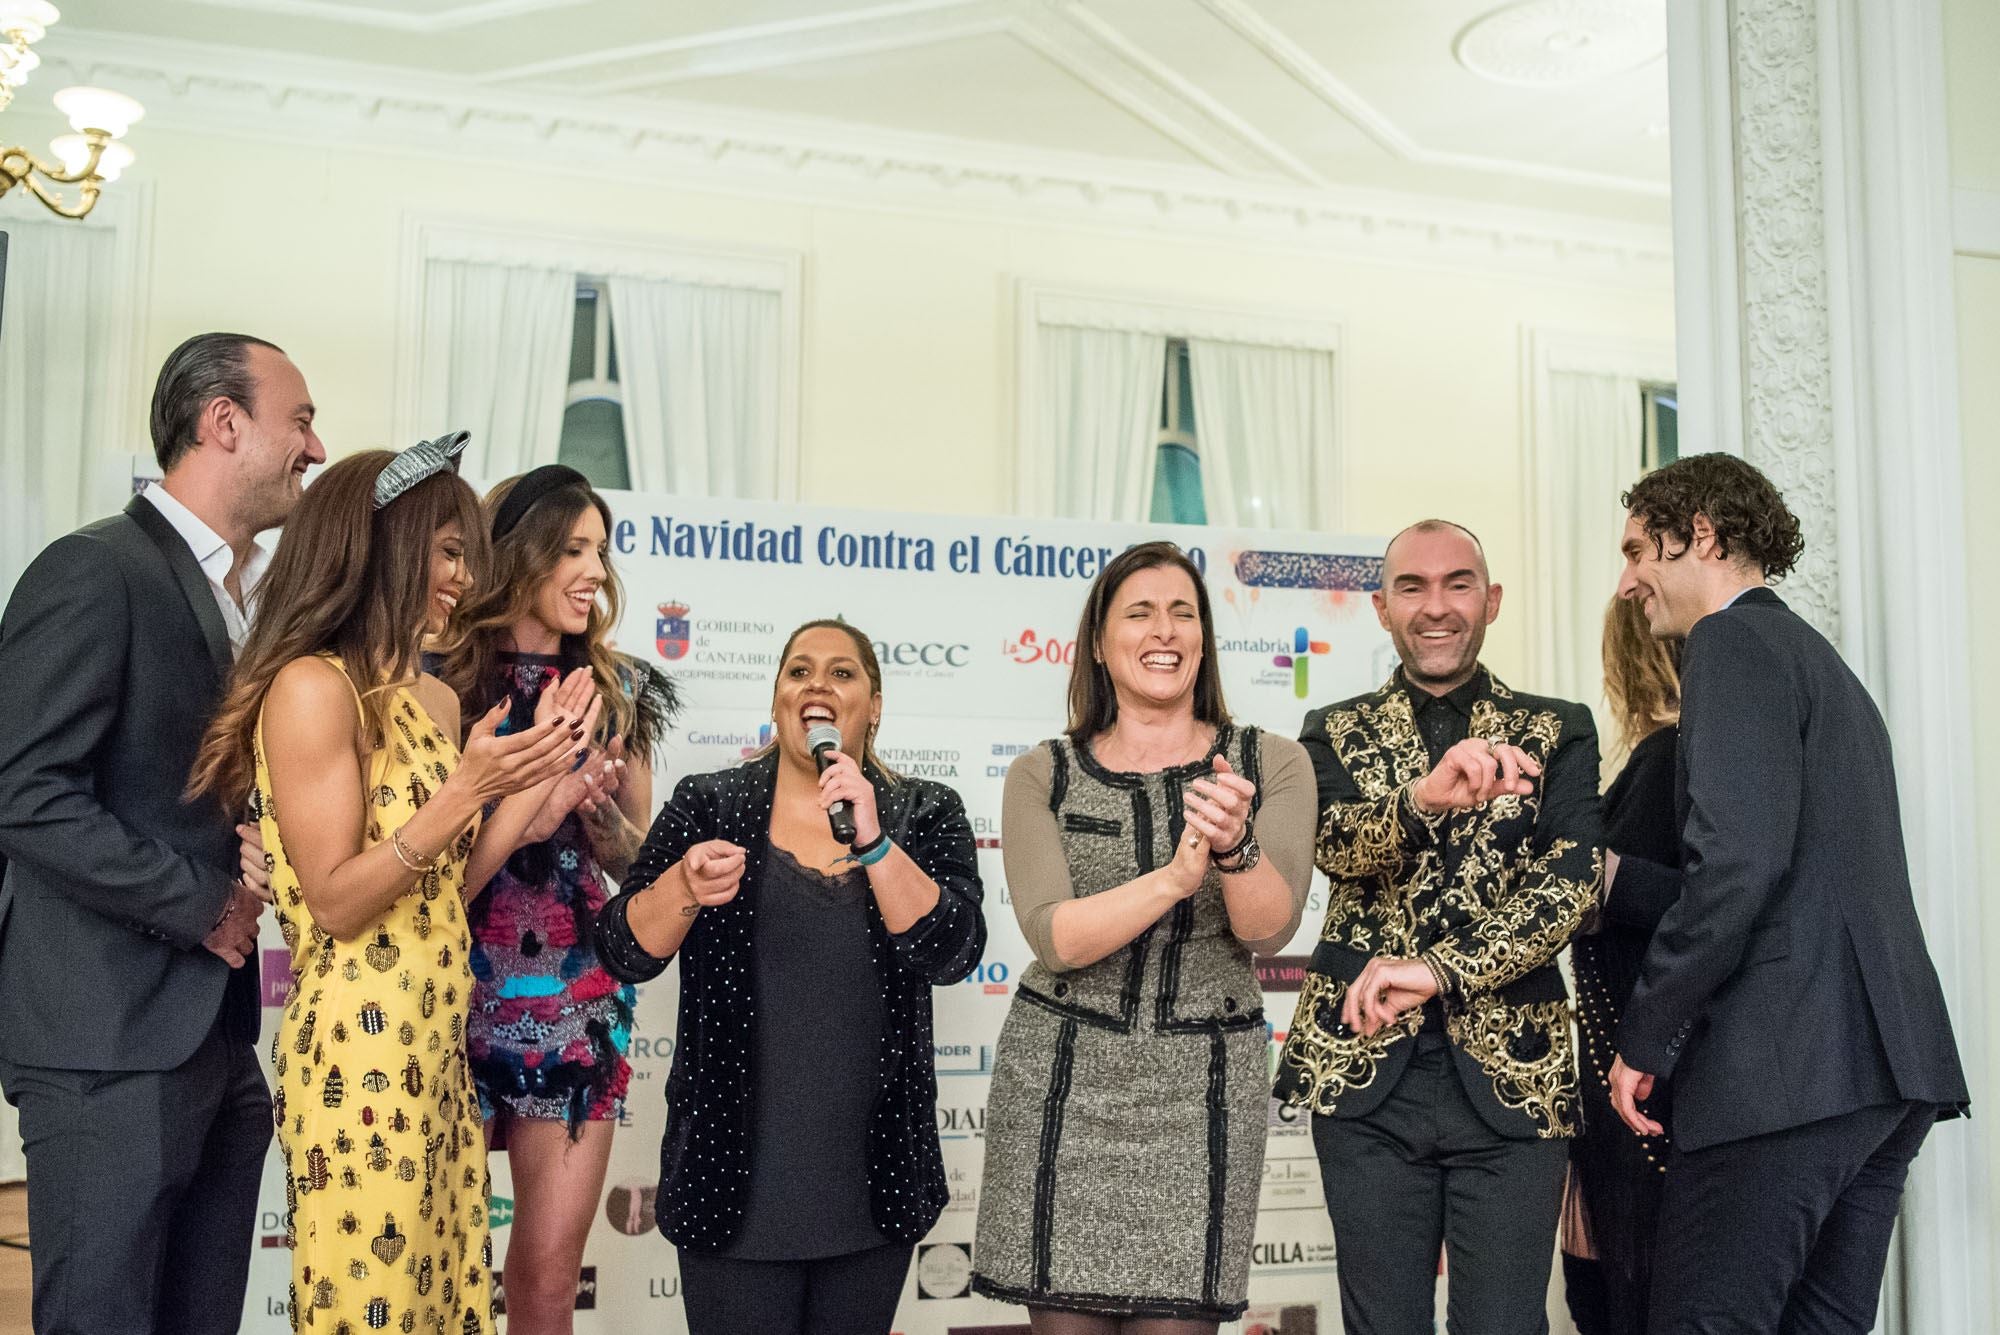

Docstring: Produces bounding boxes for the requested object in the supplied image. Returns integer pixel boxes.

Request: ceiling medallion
[1454,0,1666,88]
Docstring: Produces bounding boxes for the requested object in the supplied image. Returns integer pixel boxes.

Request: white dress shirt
[140,484,271,658]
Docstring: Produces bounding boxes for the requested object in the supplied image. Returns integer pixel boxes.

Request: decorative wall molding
[1730,0,1839,639]
[1012,279,1346,520]
[26,27,1675,287]
[1023,282,1345,350]
[391,215,805,498]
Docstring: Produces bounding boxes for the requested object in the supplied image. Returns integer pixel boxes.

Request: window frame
[393,215,803,499]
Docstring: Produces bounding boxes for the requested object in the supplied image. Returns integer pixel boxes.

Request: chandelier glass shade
[0,4,144,219]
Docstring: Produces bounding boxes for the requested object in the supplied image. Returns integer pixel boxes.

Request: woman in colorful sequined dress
[190,439,600,1335]
[434,464,677,1333]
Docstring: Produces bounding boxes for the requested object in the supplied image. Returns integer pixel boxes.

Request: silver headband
[373,430,471,510]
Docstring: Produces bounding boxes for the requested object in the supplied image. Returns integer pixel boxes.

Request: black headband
[492,464,590,540]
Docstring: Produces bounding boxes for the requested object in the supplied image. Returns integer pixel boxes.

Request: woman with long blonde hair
[190,438,598,1335]
[1563,592,1684,1335]
[431,464,677,1334]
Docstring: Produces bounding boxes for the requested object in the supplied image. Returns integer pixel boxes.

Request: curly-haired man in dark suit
[1605,454,1967,1334]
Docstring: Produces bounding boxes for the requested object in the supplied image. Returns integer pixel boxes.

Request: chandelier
[1,1,142,219]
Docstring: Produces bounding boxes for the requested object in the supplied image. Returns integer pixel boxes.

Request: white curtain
[1186,339,1337,529]
[1530,369,1642,736]
[416,258,575,484]
[1022,325,1166,520]
[1,219,125,1184]
[0,218,127,609]
[608,277,782,500]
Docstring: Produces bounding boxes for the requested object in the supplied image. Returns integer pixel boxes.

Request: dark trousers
[679,1240,913,1335]
[0,1016,271,1335]
[1649,1100,1934,1335]
[1312,1036,1568,1335]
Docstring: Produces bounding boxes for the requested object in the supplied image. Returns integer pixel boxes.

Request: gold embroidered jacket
[1274,668,1602,1139]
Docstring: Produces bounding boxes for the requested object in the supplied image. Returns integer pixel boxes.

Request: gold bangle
[390,828,435,873]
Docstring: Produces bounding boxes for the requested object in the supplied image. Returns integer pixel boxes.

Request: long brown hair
[756,618,898,782]
[188,451,488,809]
[1602,593,1683,761]
[1066,541,1229,743]
[431,475,657,762]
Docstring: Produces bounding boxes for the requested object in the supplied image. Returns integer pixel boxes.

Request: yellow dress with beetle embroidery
[254,659,491,1335]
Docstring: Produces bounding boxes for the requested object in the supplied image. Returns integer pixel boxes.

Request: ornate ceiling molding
[476,0,1002,89]
[1453,0,1667,89]
[176,0,590,36]
[30,26,1673,284]
[1193,0,1669,198]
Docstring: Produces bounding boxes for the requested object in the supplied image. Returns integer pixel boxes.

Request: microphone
[806,723,858,845]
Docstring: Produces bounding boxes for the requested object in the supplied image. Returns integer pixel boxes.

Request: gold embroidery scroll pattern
[1448,999,1579,1138]
[1423,703,1597,994]
[1278,972,1424,1115]
[1428,838,1597,994]
[1313,694,1441,952]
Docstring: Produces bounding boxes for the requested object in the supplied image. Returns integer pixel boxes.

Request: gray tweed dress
[972,725,1312,1322]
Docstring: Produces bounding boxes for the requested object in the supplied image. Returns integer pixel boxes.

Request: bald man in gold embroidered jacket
[1274,520,1602,1335]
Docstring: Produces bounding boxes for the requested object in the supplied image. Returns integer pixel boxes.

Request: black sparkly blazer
[594,750,987,1251]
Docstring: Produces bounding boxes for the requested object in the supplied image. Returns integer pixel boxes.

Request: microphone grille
[805,723,843,753]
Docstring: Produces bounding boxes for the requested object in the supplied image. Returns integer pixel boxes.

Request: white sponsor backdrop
[240,493,1392,1334]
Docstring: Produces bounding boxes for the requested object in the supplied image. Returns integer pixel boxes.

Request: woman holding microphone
[972,541,1316,1334]
[594,618,986,1335]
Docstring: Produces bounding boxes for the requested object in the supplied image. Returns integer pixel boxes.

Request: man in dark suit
[1276,520,1602,1334]
[0,333,325,1334]
[1605,454,1968,1333]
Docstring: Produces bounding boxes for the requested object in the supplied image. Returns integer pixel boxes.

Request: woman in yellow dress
[191,436,610,1335]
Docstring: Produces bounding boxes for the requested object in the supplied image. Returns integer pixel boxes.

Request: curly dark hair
[1621,453,1804,580]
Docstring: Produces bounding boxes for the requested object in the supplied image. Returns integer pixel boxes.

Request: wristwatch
[1212,832,1262,874]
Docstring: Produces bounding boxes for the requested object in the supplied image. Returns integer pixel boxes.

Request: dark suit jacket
[1275,668,1603,1140]
[1616,588,1969,1150]
[0,496,260,1071]
[593,751,986,1250]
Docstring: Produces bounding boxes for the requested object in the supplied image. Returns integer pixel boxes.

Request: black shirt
[726,843,888,1260]
[1400,669,1486,766]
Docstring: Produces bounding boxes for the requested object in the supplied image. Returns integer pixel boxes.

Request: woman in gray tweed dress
[971,542,1315,1332]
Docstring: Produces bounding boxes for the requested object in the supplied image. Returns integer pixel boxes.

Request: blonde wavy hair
[1602,593,1683,762]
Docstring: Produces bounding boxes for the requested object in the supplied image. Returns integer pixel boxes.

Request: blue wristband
[852,834,893,867]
